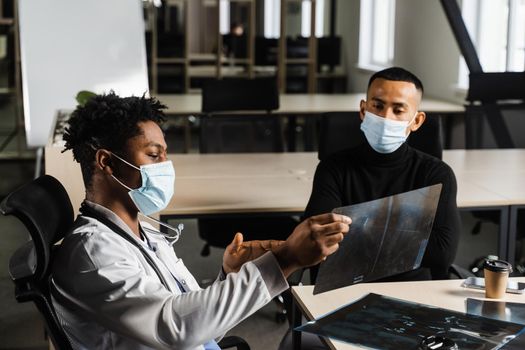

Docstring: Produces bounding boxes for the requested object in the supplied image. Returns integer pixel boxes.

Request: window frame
[458,0,525,89]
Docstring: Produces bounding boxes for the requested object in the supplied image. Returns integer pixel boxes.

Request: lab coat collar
[82,200,145,245]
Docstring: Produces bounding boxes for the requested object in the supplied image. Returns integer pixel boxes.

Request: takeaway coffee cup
[484,259,512,299]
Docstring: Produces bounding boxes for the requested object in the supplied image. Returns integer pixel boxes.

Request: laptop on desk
[314,184,442,295]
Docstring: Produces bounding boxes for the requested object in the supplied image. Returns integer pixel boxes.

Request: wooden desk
[444,150,525,263]
[45,148,524,259]
[157,93,464,152]
[156,93,464,116]
[291,278,525,350]
[46,148,516,215]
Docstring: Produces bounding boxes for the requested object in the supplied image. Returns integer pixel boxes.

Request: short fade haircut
[62,92,166,188]
[368,67,424,95]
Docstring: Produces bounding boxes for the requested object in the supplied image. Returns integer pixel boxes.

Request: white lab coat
[51,201,289,350]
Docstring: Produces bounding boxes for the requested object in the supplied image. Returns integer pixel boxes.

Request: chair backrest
[318,112,443,160]
[201,77,279,113]
[200,77,283,153]
[318,112,364,161]
[200,115,284,153]
[407,114,443,159]
[0,175,74,350]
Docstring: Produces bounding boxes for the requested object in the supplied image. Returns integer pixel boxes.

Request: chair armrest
[218,335,251,350]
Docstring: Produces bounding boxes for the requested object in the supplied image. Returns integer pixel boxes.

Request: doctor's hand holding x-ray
[223,213,352,276]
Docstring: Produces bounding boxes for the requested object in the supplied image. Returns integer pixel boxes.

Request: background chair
[201,76,279,114]
[318,112,364,161]
[200,114,284,153]
[198,77,298,256]
[318,112,443,160]
[200,76,284,154]
[0,175,74,350]
[198,77,298,323]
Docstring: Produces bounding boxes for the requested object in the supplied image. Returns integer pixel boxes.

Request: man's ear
[359,100,366,121]
[409,111,426,132]
[95,149,113,175]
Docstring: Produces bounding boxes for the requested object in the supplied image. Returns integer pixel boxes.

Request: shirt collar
[358,140,411,167]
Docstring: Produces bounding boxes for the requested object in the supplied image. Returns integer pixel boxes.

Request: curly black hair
[62,92,166,188]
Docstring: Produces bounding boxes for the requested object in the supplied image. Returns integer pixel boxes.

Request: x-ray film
[314,184,442,295]
[467,298,525,325]
[296,293,525,350]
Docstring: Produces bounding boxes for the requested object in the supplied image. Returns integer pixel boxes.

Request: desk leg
[287,115,297,152]
[499,206,510,261]
[183,116,191,153]
[508,206,523,268]
[292,297,302,350]
[303,116,317,152]
[442,113,464,149]
[465,106,484,149]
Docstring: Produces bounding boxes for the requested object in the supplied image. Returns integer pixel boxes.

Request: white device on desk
[462,276,525,294]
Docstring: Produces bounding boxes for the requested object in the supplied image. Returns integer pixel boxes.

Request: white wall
[337,0,467,104]
[336,0,370,94]
[394,0,464,102]
[18,0,149,148]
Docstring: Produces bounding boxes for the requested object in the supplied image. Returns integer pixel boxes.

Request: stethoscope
[138,212,184,246]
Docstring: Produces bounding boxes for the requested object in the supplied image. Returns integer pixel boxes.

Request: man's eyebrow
[144,142,166,150]
[371,97,408,108]
[392,102,409,108]
[370,97,385,104]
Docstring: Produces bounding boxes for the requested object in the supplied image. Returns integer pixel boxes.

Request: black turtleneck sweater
[304,142,460,282]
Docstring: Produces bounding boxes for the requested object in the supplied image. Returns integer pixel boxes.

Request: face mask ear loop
[111,174,133,191]
[109,152,143,191]
[111,152,141,171]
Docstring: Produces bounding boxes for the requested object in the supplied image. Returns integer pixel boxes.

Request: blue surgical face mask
[360,110,417,154]
[110,153,175,215]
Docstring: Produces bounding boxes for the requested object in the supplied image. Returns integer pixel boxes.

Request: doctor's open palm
[222,213,351,277]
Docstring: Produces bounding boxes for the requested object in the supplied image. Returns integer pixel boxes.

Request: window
[301,0,325,38]
[219,0,230,35]
[264,0,325,38]
[458,0,525,88]
[264,0,280,38]
[358,0,396,69]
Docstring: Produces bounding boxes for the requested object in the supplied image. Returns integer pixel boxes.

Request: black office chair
[318,112,364,161]
[200,114,284,153]
[0,175,74,350]
[200,77,284,154]
[201,77,279,113]
[198,78,298,323]
[318,112,443,160]
[407,114,443,160]
[198,77,298,255]
[1,175,251,350]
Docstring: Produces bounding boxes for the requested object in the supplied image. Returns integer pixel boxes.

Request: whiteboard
[18,0,149,147]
